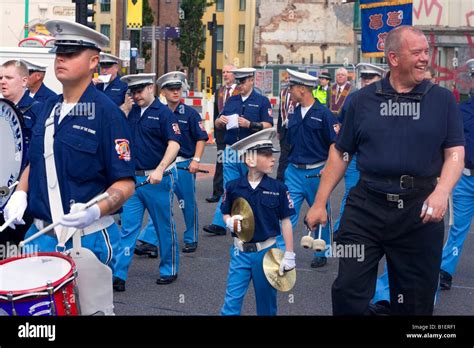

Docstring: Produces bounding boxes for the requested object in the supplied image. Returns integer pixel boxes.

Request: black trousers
[276,130,291,182]
[211,128,225,197]
[332,181,444,315]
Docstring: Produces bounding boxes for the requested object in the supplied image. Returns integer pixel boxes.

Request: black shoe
[113,277,126,292]
[203,224,226,236]
[156,275,178,285]
[182,242,198,253]
[440,270,452,290]
[134,242,158,258]
[368,300,391,316]
[205,195,221,203]
[310,256,327,268]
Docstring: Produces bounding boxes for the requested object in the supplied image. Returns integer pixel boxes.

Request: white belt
[292,161,326,170]
[34,216,114,237]
[463,168,474,176]
[233,237,276,252]
[135,162,176,176]
[176,156,192,163]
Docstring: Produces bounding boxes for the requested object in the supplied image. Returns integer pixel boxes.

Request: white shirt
[224,83,237,104]
[241,94,250,102]
[301,103,313,119]
[140,105,150,117]
[59,103,77,124]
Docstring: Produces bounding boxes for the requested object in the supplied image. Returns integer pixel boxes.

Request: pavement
[113,143,474,315]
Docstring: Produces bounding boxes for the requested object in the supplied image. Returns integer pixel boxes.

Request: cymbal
[263,248,296,292]
[231,197,254,242]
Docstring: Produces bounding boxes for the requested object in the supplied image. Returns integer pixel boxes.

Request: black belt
[360,173,437,190]
[359,180,434,204]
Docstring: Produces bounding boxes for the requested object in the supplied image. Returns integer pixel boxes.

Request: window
[216,25,223,52]
[239,0,246,11]
[100,24,110,46]
[238,25,245,53]
[100,0,110,13]
[216,0,224,11]
[200,68,206,91]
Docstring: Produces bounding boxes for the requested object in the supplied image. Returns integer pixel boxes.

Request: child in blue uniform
[220,128,296,315]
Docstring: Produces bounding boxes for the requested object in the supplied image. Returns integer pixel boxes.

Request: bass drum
[0,98,25,210]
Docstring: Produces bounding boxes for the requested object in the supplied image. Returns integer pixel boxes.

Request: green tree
[141,0,154,61]
[173,0,213,88]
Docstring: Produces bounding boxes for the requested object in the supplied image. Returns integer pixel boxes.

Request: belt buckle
[386,193,399,202]
[400,175,414,190]
[242,243,257,253]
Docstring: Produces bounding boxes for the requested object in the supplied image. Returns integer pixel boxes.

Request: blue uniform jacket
[97,75,128,106]
[221,174,295,243]
[287,99,338,165]
[460,95,474,169]
[27,83,135,221]
[174,103,208,158]
[29,83,57,103]
[219,90,273,145]
[127,98,182,170]
[336,76,465,188]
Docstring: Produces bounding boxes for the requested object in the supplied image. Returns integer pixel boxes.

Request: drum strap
[44,105,71,243]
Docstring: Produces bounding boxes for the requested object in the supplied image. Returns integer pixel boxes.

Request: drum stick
[0,181,19,197]
[0,215,17,233]
[177,167,210,174]
[135,170,172,189]
[19,192,110,247]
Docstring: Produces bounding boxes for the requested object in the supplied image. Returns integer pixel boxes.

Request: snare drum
[0,252,80,316]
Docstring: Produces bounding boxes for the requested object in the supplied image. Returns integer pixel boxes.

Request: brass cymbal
[231,197,254,242]
[263,248,296,292]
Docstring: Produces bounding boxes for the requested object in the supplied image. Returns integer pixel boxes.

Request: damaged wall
[254,0,355,66]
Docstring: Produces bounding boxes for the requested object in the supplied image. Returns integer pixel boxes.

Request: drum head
[0,99,24,210]
[0,253,73,293]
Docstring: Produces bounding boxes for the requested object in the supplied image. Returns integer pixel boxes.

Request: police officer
[283,68,338,268]
[94,53,128,107]
[113,73,181,291]
[22,59,57,103]
[221,128,295,315]
[306,26,464,315]
[334,63,385,233]
[4,20,135,268]
[136,71,208,254]
[203,68,274,236]
[439,59,474,290]
[312,72,331,107]
[0,59,43,246]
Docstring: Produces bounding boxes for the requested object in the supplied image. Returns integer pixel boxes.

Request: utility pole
[24,0,29,38]
[164,26,169,73]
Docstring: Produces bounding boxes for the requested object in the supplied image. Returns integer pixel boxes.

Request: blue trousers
[334,155,360,232]
[138,159,199,246]
[279,164,330,257]
[114,170,178,281]
[23,222,120,271]
[441,174,474,275]
[211,146,248,228]
[221,243,277,316]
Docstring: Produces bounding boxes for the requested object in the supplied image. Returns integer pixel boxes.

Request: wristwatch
[192,157,201,163]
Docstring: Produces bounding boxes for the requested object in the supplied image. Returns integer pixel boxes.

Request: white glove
[279,251,296,276]
[225,214,243,233]
[60,203,101,229]
[3,191,28,229]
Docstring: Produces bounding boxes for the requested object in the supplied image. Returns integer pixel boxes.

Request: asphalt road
[113,143,474,316]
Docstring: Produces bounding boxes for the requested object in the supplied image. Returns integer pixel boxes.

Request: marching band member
[220,128,295,315]
[94,53,128,107]
[22,59,57,103]
[284,68,338,268]
[4,20,135,266]
[113,73,181,291]
[203,68,274,236]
